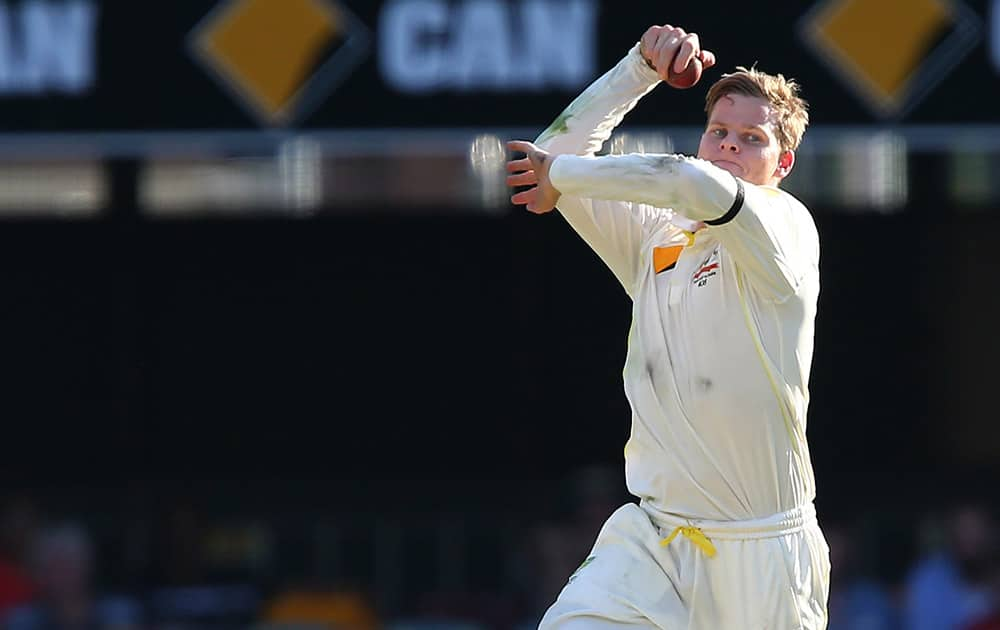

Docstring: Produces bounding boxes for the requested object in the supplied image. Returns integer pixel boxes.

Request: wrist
[547,154,567,196]
[638,45,655,70]
[631,43,661,81]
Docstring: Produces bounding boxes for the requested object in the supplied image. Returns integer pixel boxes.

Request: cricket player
[506,24,829,629]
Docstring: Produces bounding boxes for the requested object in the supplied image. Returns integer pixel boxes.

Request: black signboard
[0,0,996,132]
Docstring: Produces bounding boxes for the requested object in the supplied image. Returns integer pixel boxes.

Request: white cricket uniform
[533,45,830,629]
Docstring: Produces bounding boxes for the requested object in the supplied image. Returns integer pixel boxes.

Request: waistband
[641,502,817,541]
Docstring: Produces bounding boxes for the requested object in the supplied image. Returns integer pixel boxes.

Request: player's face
[697,94,791,187]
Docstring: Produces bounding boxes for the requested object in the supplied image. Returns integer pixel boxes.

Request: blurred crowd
[826,501,1000,630]
[0,472,997,630]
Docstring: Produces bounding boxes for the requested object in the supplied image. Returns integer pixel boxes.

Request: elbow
[672,158,741,222]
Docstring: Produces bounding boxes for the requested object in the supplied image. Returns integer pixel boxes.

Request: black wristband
[705,177,745,226]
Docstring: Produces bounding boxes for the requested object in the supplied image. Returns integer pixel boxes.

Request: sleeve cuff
[628,43,662,83]
[549,154,577,195]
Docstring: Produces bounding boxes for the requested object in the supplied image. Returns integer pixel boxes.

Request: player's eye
[710,128,726,138]
[745,134,764,144]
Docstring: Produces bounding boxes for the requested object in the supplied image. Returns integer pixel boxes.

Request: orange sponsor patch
[653,245,684,273]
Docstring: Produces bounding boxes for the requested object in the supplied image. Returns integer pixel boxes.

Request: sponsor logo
[190,0,370,126]
[799,0,983,118]
[0,0,98,95]
[692,248,720,287]
[653,245,683,274]
[379,0,597,93]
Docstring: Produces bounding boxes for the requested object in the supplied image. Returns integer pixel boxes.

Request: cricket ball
[667,54,703,90]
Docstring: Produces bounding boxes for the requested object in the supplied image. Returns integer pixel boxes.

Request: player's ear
[774,150,795,179]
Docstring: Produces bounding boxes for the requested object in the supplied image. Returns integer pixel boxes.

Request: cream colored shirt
[536,45,819,521]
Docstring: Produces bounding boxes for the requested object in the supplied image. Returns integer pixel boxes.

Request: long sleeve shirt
[536,44,820,521]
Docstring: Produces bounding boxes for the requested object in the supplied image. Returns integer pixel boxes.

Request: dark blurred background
[0,0,998,629]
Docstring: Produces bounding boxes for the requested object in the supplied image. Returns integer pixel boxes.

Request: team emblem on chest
[692,246,721,287]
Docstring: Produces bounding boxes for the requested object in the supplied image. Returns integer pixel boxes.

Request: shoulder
[769,186,814,222]
[760,186,819,248]
[758,185,809,215]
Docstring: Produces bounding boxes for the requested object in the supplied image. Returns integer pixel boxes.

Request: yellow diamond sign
[190,0,370,125]
[799,0,982,118]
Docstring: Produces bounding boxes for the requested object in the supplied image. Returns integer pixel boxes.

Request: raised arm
[548,153,738,220]
[517,26,715,296]
[534,43,659,156]
[536,25,716,156]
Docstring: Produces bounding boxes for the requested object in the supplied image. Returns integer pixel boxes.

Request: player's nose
[720,140,739,153]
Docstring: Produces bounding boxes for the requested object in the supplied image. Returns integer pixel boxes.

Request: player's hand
[639,25,716,82]
[506,141,561,214]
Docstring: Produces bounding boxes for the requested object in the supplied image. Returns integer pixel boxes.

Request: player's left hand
[506,140,561,214]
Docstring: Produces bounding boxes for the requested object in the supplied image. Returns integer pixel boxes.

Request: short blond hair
[705,67,809,153]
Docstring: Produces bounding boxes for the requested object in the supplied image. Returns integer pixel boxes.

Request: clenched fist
[639,25,716,84]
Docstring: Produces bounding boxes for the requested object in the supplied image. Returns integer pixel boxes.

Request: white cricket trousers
[538,502,830,629]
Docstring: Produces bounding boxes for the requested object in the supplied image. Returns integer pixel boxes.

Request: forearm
[548,153,741,222]
[534,44,661,157]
